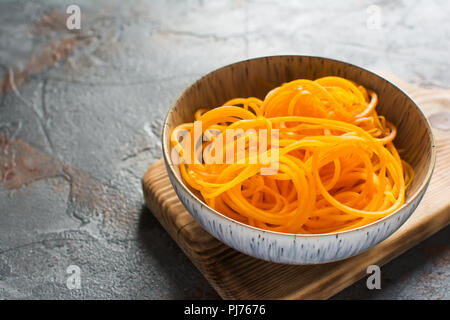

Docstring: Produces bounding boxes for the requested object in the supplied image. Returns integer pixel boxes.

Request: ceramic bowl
[162,56,436,264]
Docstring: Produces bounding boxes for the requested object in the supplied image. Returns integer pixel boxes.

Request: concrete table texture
[0,0,448,299]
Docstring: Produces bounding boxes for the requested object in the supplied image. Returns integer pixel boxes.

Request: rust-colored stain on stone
[0,35,91,94]
[0,135,61,189]
[0,136,136,231]
[0,9,92,95]
[30,10,70,35]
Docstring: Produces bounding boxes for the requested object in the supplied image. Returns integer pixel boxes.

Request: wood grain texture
[142,75,450,300]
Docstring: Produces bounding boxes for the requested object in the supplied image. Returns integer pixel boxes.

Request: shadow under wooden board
[142,74,450,300]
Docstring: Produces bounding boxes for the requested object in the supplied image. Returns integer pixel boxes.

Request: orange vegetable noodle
[170,76,414,234]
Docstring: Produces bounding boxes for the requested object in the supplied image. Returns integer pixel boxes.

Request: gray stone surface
[0,0,448,299]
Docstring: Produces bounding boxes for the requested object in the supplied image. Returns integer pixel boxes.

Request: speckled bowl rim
[162,55,436,239]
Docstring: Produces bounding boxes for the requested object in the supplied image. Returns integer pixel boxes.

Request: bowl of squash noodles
[162,56,435,264]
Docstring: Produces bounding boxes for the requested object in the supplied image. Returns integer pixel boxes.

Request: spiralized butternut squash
[170,76,414,234]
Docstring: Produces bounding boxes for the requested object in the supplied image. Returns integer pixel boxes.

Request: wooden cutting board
[142,74,450,300]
